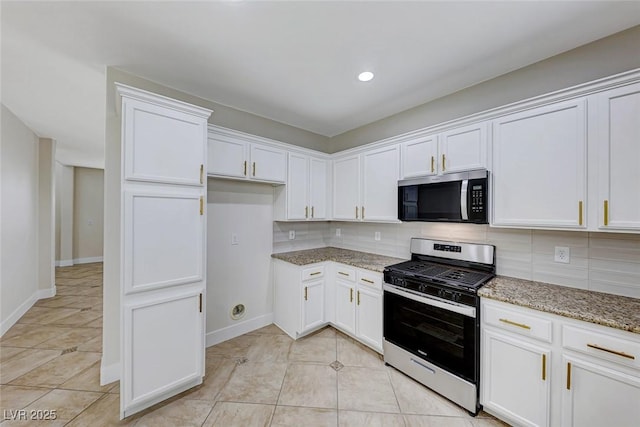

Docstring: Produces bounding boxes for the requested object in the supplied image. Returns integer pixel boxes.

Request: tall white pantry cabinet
[116,84,212,418]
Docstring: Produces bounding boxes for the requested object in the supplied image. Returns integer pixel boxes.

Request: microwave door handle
[460,179,469,220]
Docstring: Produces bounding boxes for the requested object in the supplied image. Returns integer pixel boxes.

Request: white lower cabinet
[273,259,383,352]
[482,330,550,427]
[481,298,640,427]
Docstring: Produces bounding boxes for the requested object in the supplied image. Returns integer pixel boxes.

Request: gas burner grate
[437,269,487,286]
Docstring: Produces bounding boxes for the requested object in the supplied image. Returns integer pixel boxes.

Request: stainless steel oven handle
[460,179,469,221]
[383,284,476,318]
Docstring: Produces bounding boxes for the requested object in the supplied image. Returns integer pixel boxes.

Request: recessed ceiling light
[358,71,374,82]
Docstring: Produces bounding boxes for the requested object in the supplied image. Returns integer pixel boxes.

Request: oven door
[383,285,478,383]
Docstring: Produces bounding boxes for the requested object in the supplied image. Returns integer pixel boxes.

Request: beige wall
[38,138,56,291]
[1,105,40,334]
[329,25,640,153]
[72,167,104,261]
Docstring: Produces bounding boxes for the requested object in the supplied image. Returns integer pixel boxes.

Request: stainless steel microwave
[398,170,489,223]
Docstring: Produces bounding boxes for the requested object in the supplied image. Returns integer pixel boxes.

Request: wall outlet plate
[374,231,381,241]
[554,246,570,264]
[231,233,239,245]
[336,228,341,237]
[289,230,295,240]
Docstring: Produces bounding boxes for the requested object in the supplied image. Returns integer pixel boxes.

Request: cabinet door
[309,157,328,220]
[401,134,437,178]
[361,145,400,221]
[492,100,587,228]
[355,286,383,352]
[562,356,640,427]
[439,123,487,174]
[301,280,325,333]
[333,155,361,220]
[207,135,248,179]
[123,99,207,186]
[594,83,640,231]
[334,280,356,335]
[287,153,309,220]
[482,330,550,427]
[250,143,286,183]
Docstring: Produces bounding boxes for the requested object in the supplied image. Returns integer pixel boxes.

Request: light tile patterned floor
[0,263,508,426]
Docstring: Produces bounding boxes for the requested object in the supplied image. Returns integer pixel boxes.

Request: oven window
[384,290,476,382]
[399,181,462,221]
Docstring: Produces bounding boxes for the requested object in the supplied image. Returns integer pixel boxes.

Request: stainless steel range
[383,238,495,415]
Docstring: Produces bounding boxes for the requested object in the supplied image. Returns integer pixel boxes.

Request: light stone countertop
[479,276,640,334]
[271,247,406,273]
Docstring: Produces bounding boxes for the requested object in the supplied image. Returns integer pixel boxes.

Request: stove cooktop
[385,260,494,290]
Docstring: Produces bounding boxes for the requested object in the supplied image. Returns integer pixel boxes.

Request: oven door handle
[383,284,476,318]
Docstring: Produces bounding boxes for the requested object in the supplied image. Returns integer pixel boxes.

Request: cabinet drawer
[335,266,356,282]
[357,270,382,290]
[302,265,325,281]
[483,303,552,343]
[562,325,640,370]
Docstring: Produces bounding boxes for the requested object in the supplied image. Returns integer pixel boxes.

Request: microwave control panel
[468,178,487,221]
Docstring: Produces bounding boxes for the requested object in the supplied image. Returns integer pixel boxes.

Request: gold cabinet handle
[309,271,322,276]
[499,318,531,330]
[200,196,204,215]
[542,354,546,381]
[442,154,446,172]
[311,206,314,218]
[604,200,609,226]
[349,288,353,303]
[304,286,308,301]
[200,164,204,184]
[578,200,583,226]
[252,162,256,177]
[566,362,571,390]
[355,206,359,219]
[338,271,350,277]
[305,206,309,219]
[361,278,374,284]
[430,156,435,173]
[362,206,365,220]
[357,290,361,305]
[243,160,247,176]
[587,343,635,360]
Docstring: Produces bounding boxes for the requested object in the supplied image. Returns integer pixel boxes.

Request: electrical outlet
[87,219,93,226]
[554,246,570,264]
[374,231,381,241]
[289,230,295,240]
[336,228,341,237]
[231,233,239,245]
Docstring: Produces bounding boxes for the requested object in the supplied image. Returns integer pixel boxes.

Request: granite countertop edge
[479,276,640,335]
[271,247,406,273]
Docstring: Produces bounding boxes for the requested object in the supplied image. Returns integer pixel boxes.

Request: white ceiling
[2,1,640,168]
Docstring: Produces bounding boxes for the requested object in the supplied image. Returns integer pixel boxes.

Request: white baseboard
[205,313,274,347]
[100,359,120,385]
[73,256,104,265]
[1,285,59,337]
[37,286,56,299]
[0,293,37,336]
[55,257,103,267]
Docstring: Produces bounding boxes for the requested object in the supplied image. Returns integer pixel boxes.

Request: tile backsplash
[273,221,640,299]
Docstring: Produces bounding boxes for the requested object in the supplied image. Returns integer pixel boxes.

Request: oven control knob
[437,289,445,298]
[418,284,428,293]
[394,278,405,287]
[453,292,461,302]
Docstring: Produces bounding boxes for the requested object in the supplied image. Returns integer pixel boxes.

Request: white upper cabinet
[592,82,640,232]
[250,143,286,183]
[401,134,438,178]
[492,99,587,229]
[309,157,328,220]
[333,154,361,220]
[400,123,486,179]
[440,122,488,174]
[207,129,286,184]
[279,153,328,221]
[123,97,208,186]
[361,145,400,221]
[333,146,400,222]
